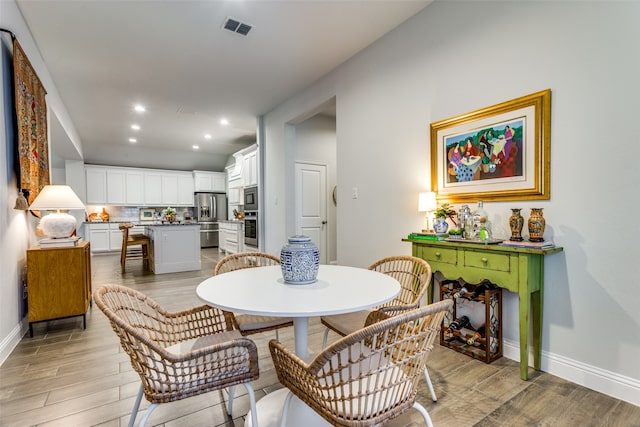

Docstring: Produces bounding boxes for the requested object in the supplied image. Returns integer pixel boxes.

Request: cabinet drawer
[463,250,511,272]
[419,246,457,266]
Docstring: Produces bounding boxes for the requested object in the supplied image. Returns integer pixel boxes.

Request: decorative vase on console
[433,203,456,234]
[280,235,320,284]
[528,208,546,242]
[433,218,449,233]
[509,208,524,241]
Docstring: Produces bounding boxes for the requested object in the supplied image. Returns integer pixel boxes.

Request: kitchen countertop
[219,219,244,223]
[84,221,199,226]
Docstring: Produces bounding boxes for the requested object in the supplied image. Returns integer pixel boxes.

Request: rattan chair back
[270,299,452,427]
[214,251,281,275]
[94,285,259,426]
[368,255,432,310]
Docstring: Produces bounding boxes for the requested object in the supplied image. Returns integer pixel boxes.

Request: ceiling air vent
[223,17,253,36]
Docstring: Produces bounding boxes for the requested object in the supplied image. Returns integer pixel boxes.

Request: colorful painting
[13,39,49,204]
[445,118,524,184]
[431,90,551,203]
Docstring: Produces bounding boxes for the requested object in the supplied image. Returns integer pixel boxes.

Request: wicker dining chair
[320,255,439,401]
[94,285,260,427]
[214,252,293,338]
[270,299,452,427]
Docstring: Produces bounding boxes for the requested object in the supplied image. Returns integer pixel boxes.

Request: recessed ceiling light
[129,138,137,143]
[204,134,212,139]
[193,145,200,150]
[131,124,140,130]
[134,104,146,113]
[220,118,229,126]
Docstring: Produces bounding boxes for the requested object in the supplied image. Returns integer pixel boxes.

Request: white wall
[0,0,83,363]
[263,1,640,405]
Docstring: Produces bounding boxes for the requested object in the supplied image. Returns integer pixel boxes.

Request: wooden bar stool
[119,223,151,273]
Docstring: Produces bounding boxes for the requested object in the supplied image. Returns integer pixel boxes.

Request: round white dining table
[196,264,401,427]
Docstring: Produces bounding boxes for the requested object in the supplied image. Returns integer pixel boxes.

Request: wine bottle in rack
[467,325,486,345]
[469,282,497,300]
[446,315,470,334]
[453,287,468,299]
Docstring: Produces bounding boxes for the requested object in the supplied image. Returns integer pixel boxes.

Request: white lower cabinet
[86,223,109,252]
[86,223,145,253]
[219,221,243,255]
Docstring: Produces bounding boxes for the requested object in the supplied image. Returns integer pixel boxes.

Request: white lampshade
[418,192,437,212]
[29,185,85,238]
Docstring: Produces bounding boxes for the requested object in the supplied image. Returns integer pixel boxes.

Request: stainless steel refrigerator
[195,192,227,248]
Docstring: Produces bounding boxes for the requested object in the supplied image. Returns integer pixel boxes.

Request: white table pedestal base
[245,388,329,427]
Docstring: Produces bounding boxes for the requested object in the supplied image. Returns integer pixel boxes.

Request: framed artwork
[430,89,551,203]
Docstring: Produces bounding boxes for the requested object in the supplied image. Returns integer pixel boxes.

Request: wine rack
[439,276,502,364]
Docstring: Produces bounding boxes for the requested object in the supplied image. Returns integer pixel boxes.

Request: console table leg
[518,285,530,380]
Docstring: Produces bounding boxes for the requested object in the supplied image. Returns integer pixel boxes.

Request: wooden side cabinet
[26,241,92,336]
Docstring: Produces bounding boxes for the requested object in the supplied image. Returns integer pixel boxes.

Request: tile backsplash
[85,206,194,222]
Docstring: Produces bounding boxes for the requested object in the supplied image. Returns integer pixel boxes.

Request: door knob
[322,221,327,225]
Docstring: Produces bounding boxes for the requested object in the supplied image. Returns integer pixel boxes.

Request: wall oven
[244,185,258,211]
[244,211,258,247]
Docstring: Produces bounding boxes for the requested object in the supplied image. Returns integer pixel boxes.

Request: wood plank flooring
[1,249,638,426]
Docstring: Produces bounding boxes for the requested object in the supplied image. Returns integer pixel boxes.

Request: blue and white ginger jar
[280,235,320,284]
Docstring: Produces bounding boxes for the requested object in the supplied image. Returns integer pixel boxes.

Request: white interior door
[295,162,327,264]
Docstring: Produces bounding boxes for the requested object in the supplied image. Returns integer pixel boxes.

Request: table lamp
[29,185,85,238]
[418,191,437,232]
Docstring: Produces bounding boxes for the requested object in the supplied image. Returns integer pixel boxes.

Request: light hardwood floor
[1,249,638,427]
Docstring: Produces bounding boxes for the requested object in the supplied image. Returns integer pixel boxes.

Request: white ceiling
[16,0,430,171]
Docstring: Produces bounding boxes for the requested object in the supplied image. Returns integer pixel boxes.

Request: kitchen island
[145,223,201,274]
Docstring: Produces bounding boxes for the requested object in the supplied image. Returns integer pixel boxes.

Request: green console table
[404,238,563,380]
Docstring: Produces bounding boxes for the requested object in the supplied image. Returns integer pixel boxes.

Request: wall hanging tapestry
[13,39,49,205]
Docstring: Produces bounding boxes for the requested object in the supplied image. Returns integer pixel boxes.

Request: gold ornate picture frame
[430,89,551,203]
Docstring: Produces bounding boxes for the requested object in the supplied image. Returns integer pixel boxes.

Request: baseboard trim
[503,339,639,407]
[0,320,28,366]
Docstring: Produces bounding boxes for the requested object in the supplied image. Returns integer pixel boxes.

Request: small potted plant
[433,203,456,233]
[163,207,177,223]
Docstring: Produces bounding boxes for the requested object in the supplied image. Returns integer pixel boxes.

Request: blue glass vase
[280,235,320,284]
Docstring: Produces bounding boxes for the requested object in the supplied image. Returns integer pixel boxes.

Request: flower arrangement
[163,207,177,222]
[434,203,456,222]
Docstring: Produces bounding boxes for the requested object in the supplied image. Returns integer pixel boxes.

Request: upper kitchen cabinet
[242,147,258,187]
[85,165,194,207]
[193,171,226,192]
[177,172,195,205]
[148,171,194,206]
[125,170,145,204]
[106,168,126,205]
[143,171,163,205]
[85,166,107,204]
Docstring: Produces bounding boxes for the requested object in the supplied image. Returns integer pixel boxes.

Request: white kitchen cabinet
[242,148,258,187]
[219,221,243,255]
[86,165,193,207]
[109,224,123,251]
[144,172,163,205]
[85,166,107,204]
[161,173,179,205]
[177,173,195,205]
[86,223,109,252]
[86,223,145,253]
[194,171,226,192]
[146,224,201,274]
[148,171,194,207]
[106,169,126,204]
[125,170,145,204]
[228,187,241,205]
